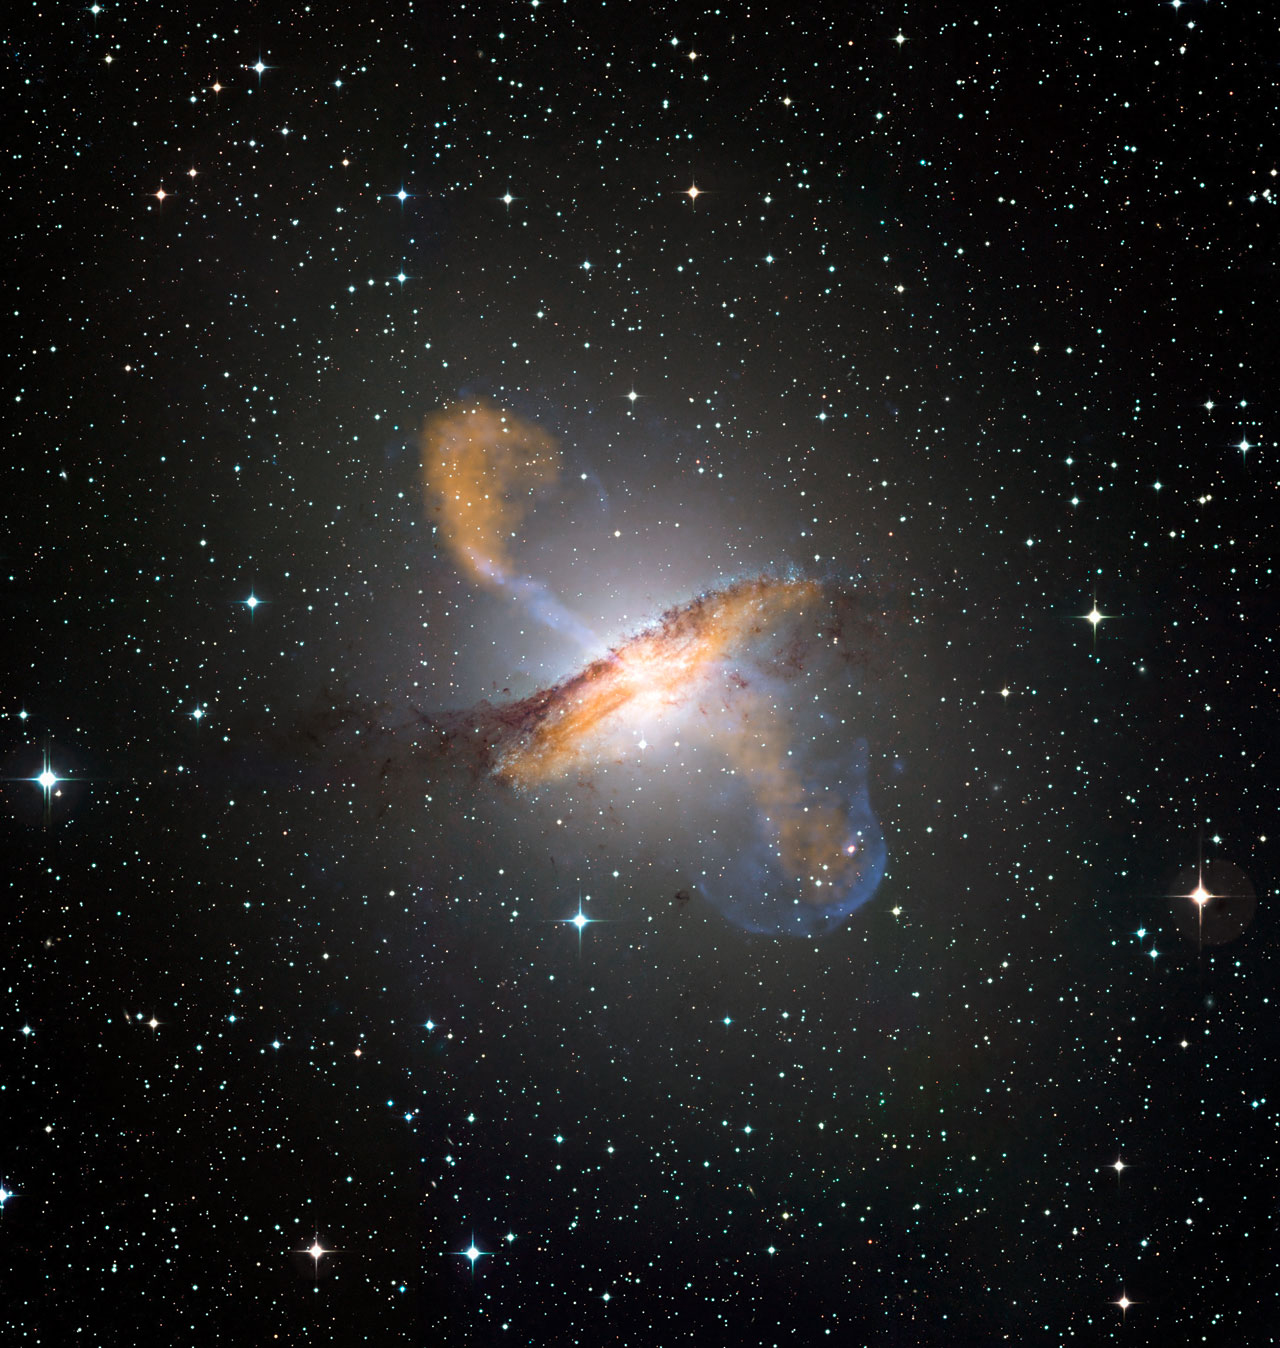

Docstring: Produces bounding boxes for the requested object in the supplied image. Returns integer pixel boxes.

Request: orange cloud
[723,722,872,906]
[421,402,561,588]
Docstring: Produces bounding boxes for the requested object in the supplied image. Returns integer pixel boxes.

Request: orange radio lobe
[421,402,562,589]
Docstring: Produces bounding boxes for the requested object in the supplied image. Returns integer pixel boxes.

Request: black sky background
[5,2,1278,1344]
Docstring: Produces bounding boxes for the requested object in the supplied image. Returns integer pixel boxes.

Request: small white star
[253,60,267,75]
[501,192,515,207]
[191,707,205,721]
[396,188,409,202]
[244,593,260,610]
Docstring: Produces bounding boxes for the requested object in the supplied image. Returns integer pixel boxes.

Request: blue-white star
[453,1237,489,1270]
[29,744,66,826]
[560,900,597,941]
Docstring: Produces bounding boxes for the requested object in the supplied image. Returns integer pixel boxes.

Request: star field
[4,2,1277,1344]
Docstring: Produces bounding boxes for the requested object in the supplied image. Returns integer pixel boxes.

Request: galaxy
[417,402,892,933]
[5,3,1276,1345]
